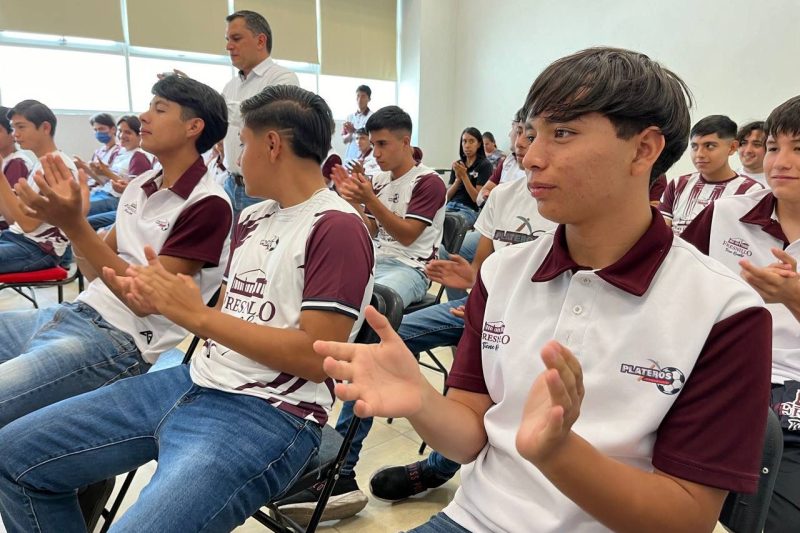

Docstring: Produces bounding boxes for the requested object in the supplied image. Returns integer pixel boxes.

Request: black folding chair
[718,408,784,533]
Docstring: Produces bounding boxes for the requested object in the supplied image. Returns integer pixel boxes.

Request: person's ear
[266,130,283,162]
[631,126,665,178]
[729,139,739,156]
[186,117,205,143]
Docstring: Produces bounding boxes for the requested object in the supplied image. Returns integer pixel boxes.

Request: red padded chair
[0,266,84,308]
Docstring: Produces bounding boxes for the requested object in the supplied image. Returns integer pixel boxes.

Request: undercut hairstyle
[765,96,800,139]
[460,127,487,162]
[227,10,273,54]
[151,76,228,153]
[736,120,766,144]
[690,115,737,140]
[7,100,58,137]
[482,131,496,144]
[117,115,142,136]
[0,106,11,134]
[90,113,116,128]
[241,85,334,164]
[365,106,413,136]
[523,46,692,182]
[356,85,372,98]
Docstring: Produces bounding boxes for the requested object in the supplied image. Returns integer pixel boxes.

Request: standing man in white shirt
[342,85,374,162]
[222,10,299,221]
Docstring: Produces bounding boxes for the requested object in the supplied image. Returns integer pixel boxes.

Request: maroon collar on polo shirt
[532,207,673,297]
[140,157,208,199]
[739,191,788,244]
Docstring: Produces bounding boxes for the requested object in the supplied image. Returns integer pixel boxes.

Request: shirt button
[572,305,583,315]
[580,278,591,286]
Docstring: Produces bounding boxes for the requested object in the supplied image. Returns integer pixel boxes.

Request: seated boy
[316,47,772,532]
[0,75,231,429]
[735,120,767,186]
[332,106,446,308]
[659,114,763,236]
[681,96,800,533]
[0,85,374,532]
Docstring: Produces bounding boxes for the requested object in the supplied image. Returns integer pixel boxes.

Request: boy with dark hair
[681,95,800,533]
[0,99,79,273]
[333,105,446,308]
[342,85,373,161]
[659,114,762,235]
[88,112,120,165]
[0,106,32,189]
[317,47,771,532]
[0,75,232,432]
[0,84,374,532]
[736,120,767,185]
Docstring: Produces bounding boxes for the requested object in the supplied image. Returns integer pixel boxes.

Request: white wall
[409,0,800,177]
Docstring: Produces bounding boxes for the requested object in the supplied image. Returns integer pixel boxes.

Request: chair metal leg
[99,469,138,533]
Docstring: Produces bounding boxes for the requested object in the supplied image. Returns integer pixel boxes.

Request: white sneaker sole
[278,490,369,525]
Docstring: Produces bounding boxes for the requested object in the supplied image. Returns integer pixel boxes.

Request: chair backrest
[718,408,784,533]
[441,211,470,254]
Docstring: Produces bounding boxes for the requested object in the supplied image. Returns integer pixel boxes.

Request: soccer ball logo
[656,367,686,395]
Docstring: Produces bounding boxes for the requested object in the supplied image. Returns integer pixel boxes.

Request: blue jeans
[88,210,117,230]
[438,230,480,301]
[405,512,471,532]
[375,258,429,309]
[445,201,478,228]
[0,231,59,273]
[223,174,263,223]
[88,189,119,217]
[0,301,147,428]
[0,365,321,532]
[337,298,466,475]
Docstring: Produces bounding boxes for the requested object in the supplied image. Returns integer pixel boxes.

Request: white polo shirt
[736,166,767,187]
[342,108,373,161]
[368,164,447,272]
[682,188,798,385]
[190,188,374,425]
[222,57,299,175]
[78,157,232,363]
[658,171,762,236]
[474,177,556,250]
[444,211,772,532]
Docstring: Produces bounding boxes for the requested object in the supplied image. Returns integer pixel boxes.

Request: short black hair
[241,85,334,164]
[690,115,737,140]
[460,127,486,162]
[365,106,412,136]
[151,76,228,153]
[90,113,115,128]
[482,131,496,144]
[117,115,142,136]
[736,120,766,144]
[227,10,272,54]
[0,106,11,134]
[513,107,525,123]
[8,100,58,137]
[523,47,692,182]
[356,85,372,98]
[765,96,800,139]
[355,127,368,136]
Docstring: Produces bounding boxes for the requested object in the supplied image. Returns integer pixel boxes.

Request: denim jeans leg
[0,232,59,273]
[335,400,374,477]
[404,512,472,533]
[425,451,461,479]
[0,302,146,428]
[88,210,117,230]
[399,298,467,354]
[223,174,263,224]
[374,259,429,308]
[88,190,119,217]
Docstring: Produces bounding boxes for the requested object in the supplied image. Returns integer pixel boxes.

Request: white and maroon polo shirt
[8,150,78,257]
[682,188,798,385]
[659,171,762,236]
[443,210,771,532]
[78,157,232,363]
[99,147,153,197]
[92,143,120,166]
[474,177,556,250]
[2,150,33,187]
[367,164,446,272]
[190,188,375,425]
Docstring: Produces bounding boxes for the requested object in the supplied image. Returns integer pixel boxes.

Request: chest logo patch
[123,202,137,215]
[260,235,280,251]
[721,237,753,258]
[155,219,170,231]
[481,320,511,351]
[620,360,685,395]
[776,390,800,431]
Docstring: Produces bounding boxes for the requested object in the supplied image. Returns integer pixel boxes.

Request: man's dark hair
[356,85,372,98]
[7,100,58,137]
[765,96,800,139]
[226,10,273,54]
[482,131,496,144]
[513,107,525,123]
[117,115,142,136]
[0,106,11,134]
[690,115,737,140]
[241,85,334,164]
[523,47,692,182]
[460,127,487,162]
[355,127,368,136]
[90,113,116,129]
[365,106,412,136]
[736,120,766,144]
[151,76,228,153]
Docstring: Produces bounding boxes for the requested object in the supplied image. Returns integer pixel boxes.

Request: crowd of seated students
[0,11,796,533]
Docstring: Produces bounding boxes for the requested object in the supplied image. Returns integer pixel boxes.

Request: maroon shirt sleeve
[653,306,772,493]
[128,152,153,176]
[488,160,504,185]
[446,272,489,394]
[160,196,233,266]
[302,211,374,319]
[649,174,667,203]
[658,178,676,217]
[406,173,446,224]
[679,203,714,255]
[322,154,342,180]
[3,159,29,187]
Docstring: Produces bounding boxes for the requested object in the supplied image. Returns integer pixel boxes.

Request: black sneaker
[369,460,450,502]
[276,474,368,525]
